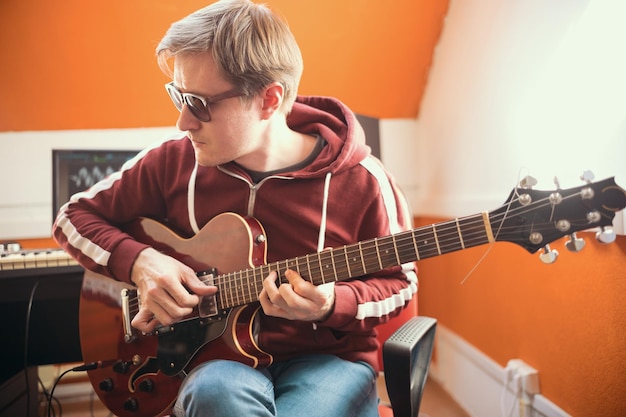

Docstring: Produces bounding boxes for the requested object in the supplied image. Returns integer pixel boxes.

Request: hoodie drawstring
[188,161,201,234]
[317,172,332,253]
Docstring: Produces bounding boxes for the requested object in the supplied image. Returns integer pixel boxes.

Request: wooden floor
[418,378,471,417]
[41,376,469,417]
[378,375,471,417]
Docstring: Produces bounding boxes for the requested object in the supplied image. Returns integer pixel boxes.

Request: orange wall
[416,216,626,417]
[0,0,447,131]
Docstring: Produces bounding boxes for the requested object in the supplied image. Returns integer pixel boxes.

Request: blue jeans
[172,354,379,417]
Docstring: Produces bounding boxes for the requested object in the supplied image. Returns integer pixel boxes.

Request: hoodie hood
[286,96,371,178]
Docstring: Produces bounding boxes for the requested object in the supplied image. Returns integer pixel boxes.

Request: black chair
[381,316,438,417]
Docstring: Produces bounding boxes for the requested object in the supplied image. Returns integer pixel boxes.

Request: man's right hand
[130,247,217,333]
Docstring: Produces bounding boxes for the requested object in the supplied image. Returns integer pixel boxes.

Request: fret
[438,218,465,254]
[458,215,489,251]
[331,246,348,281]
[361,240,381,274]
[242,269,251,304]
[455,218,466,250]
[315,250,326,284]
[431,224,442,255]
[274,261,287,284]
[279,259,288,281]
[236,270,244,304]
[391,234,401,265]
[243,269,253,305]
[227,272,236,306]
[410,231,421,261]
[374,238,383,270]
[296,256,307,280]
[342,245,352,277]
[217,275,227,309]
[345,245,365,276]
[327,249,338,282]
[226,272,235,307]
[237,271,245,305]
[245,271,254,303]
[414,228,438,258]
[240,269,248,305]
[377,236,399,269]
[357,242,367,274]
[318,250,336,284]
[305,253,313,281]
[308,255,319,282]
[292,257,301,276]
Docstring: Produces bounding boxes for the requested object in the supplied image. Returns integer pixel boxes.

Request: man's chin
[194,151,222,167]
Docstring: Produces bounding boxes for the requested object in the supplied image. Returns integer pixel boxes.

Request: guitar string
[216,191,584,306]
[206,190,585,307]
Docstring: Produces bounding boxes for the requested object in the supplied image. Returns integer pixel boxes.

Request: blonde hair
[157,0,303,113]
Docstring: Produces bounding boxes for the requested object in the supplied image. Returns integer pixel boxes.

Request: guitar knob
[565,233,586,252]
[539,245,559,264]
[596,226,616,244]
[123,397,139,412]
[139,379,154,392]
[519,175,537,189]
[113,360,130,374]
[99,378,114,392]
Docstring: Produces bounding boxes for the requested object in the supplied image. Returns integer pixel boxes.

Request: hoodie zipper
[216,165,293,216]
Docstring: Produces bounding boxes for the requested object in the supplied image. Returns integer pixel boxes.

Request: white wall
[0,128,178,239]
[412,0,626,221]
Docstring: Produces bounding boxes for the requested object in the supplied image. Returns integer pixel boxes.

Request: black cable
[46,368,72,417]
[46,363,99,417]
[23,280,40,417]
[38,377,60,417]
[23,277,100,416]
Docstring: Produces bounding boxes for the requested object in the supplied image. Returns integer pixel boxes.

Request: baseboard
[428,324,571,417]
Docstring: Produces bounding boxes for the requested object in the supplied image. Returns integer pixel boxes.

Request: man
[53,1,417,416]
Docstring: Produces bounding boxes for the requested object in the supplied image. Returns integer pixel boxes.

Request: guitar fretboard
[212,212,494,309]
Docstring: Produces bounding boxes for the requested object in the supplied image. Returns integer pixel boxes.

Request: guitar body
[79,213,272,417]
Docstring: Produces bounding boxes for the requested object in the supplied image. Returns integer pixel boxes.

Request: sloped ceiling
[278,0,449,119]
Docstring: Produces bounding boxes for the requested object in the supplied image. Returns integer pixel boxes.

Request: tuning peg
[519,176,538,189]
[565,233,586,252]
[596,226,616,244]
[580,170,595,184]
[539,244,559,264]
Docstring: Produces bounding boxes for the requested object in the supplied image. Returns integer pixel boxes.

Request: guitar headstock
[489,175,626,262]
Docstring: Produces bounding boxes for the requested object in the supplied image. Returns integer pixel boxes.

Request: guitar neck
[214,212,493,309]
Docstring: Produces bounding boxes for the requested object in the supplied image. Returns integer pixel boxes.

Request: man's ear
[260,82,284,119]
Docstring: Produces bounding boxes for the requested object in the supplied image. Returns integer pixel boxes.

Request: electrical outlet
[506,359,540,395]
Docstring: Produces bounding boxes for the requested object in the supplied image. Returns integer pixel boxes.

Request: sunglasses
[165,82,244,122]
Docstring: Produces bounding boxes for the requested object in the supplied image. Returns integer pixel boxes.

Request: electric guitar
[79,176,625,417]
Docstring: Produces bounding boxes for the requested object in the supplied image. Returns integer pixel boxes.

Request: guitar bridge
[121,288,139,342]
[197,269,219,318]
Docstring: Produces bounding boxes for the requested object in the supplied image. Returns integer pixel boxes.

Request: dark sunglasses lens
[187,96,211,122]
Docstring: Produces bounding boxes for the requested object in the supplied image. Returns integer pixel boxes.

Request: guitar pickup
[197,269,219,318]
